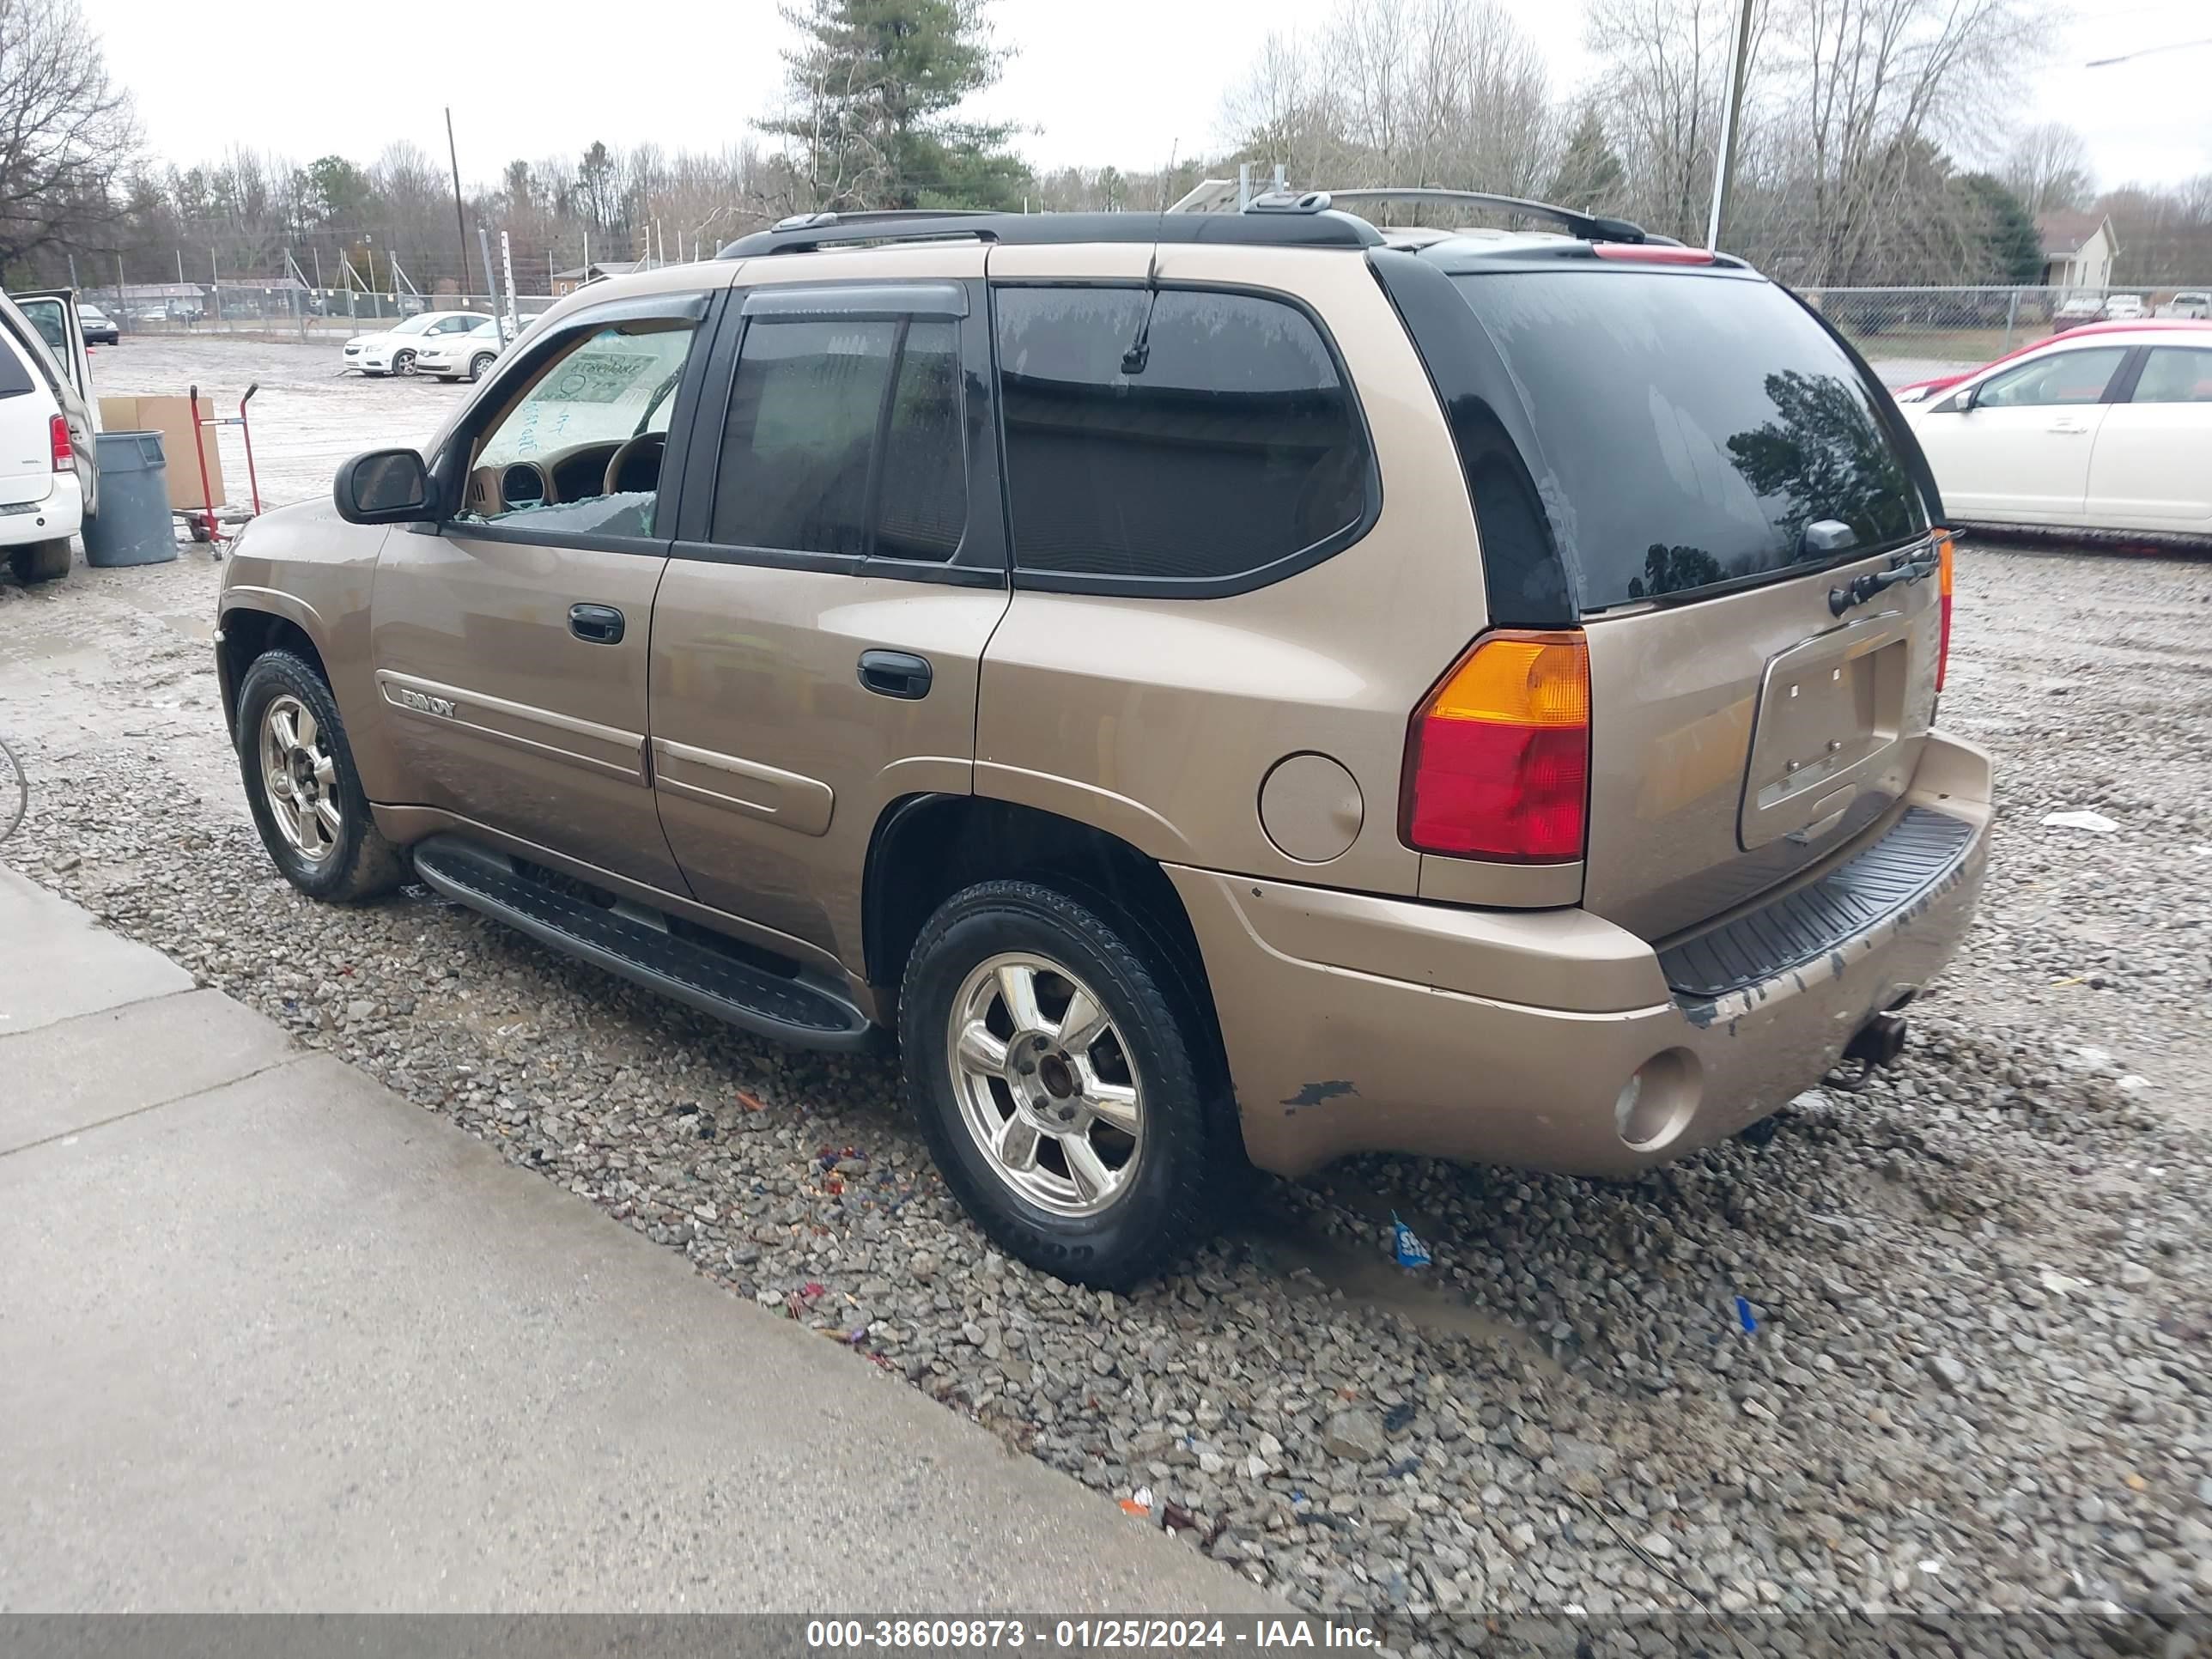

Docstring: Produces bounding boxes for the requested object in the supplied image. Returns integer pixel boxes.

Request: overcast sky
[94,0,2211,195]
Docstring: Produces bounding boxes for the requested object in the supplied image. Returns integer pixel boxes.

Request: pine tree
[764,0,1028,213]
[1957,173,2042,285]
[1547,107,1626,214]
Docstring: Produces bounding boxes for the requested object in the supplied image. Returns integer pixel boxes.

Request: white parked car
[413,315,506,382]
[343,310,495,376]
[2051,294,2105,330]
[1898,322,2212,536]
[0,289,100,584]
[2102,293,2146,320]
[2156,290,2210,319]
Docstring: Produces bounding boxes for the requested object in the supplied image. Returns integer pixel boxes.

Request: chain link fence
[76,268,2212,382]
[87,283,564,340]
[1805,285,2212,386]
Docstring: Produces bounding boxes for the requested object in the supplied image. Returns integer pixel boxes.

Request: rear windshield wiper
[1828,544,1938,616]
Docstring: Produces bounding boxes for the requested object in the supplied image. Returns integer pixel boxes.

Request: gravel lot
[6,337,2212,1648]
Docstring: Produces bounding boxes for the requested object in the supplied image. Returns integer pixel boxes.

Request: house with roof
[550,259,643,296]
[2037,210,2118,292]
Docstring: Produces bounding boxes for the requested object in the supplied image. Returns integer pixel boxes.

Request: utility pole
[445,106,471,297]
[1705,0,1756,251]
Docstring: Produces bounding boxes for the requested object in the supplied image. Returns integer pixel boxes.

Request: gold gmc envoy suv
[216,191,1990,1286]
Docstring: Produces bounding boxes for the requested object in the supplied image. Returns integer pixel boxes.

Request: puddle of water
[0,633,88,663]
[162,614,214,642]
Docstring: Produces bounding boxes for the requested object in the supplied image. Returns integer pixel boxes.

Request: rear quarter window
[992,286,1374,590]
[0,332,34,399]
[1449,269,1925,610]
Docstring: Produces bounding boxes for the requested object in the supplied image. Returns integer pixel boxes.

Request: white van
[0,289,100,583]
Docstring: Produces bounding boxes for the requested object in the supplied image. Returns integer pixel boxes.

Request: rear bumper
[1171,732,1992,1181]
[0,475,82,546]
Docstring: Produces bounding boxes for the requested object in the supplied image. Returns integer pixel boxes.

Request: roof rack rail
[716,208,1382,258]
[1294,187,1651,246]
[768,209,981,234]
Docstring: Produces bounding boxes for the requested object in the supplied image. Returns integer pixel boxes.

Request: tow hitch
[1828,1011,1909,1091]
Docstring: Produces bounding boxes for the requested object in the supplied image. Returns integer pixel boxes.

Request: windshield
[390,314,437,337]
[1449,269,1926,611]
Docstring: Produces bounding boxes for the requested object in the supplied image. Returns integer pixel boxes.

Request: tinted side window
[0,334,34,399]
[875,323,966,560]
[2130,347,2212,404]
[993,287,1370,584]
[710,317,968,562]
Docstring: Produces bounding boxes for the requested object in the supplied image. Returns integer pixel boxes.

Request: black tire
[9,538,71,583]
[899,879,1224,1288]
[234,649,405,903]
[393,349,416,376]
[468,353,494,382]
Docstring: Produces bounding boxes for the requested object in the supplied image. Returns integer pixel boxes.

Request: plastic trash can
[82,430,177,568]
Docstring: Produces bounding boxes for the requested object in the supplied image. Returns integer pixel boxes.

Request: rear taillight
[1402,630,1590,863]
[1934,530,1955,692]
[48,415,70,471]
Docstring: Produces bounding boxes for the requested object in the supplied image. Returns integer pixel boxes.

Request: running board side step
[410,836,877,1052]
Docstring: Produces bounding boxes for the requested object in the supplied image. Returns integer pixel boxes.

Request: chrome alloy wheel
[259,694,341,864]
[946,953,1144,1217]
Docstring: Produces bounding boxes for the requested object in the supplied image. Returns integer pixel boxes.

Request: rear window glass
[0,334,33,399]
[1450,270,1924,610]
[994,286,1371,586]
[18,299,65,353]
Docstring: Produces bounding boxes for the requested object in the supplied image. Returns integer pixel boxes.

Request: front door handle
[568,603,625,644]
[858,648,933,700]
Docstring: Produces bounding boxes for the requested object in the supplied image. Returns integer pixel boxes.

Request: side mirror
[335,448,434,525]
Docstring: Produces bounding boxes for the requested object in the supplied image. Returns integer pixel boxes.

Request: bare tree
[1776,0,2048,283]
[1222,0,1557,199]
[0,0,138,270]
[2002,120,2092,217]
[1583,0,1750,242]
[1219,32,1338,188]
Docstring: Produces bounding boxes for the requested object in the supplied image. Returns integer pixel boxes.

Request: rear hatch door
[1438,261,1941,940]
[0,312,57,507]
[3,289,99,513]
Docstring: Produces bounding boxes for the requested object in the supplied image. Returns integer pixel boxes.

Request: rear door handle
[2047,418,2091,434]
[858,649,933,700]
[568,603,625,644]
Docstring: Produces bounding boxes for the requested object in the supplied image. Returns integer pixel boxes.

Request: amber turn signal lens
[1933,530,1955,692]
[1425,634,1591,728]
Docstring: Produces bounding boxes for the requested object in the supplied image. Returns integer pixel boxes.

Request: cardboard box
[97,395,225,513]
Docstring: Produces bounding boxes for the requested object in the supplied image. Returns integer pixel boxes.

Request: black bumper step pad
[1658,805,1975,1002]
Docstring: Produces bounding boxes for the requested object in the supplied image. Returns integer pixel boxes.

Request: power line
[2085,34,2212,66]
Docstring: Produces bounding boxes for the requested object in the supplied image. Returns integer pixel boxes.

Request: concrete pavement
[0,868,1279,1612]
